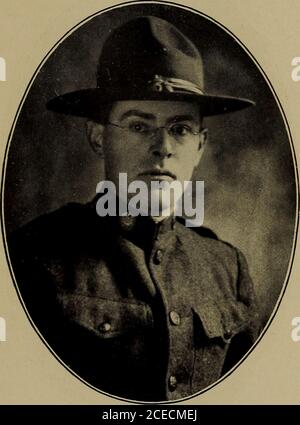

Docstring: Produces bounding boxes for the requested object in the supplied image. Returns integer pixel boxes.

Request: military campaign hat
[47,16,254,119]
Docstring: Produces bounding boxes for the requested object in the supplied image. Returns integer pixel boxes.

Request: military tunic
[8,199,260,402]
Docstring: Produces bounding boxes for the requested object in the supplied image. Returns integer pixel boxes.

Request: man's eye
[128,122,149,133]
[170,124,192,137]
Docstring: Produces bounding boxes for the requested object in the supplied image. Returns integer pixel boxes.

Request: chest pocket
[57,292,154,339]
[193,298,249,345]
[191,299,251,392]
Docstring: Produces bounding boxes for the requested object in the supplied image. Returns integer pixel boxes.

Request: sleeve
[8,223,59,332]
[222,246,262,374]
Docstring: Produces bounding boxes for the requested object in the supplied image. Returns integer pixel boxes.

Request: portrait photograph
[1,1,298,403]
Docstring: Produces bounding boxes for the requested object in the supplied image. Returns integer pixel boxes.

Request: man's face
[91,100,207,214]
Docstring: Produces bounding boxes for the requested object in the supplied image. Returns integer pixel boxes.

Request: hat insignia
[148,75,174,92]
[148,74,204,95]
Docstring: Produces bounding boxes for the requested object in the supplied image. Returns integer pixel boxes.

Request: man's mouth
[139,169,177,181]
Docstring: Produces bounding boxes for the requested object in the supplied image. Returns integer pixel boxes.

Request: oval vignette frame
[1,0,299,404]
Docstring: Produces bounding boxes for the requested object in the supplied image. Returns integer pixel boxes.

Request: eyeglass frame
[106,121,204,141]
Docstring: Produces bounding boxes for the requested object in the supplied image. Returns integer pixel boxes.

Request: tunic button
[169,375,177,391]
[224,329,232,341]
[153,249,163,264]
[169,311,181,326]
[99,322,111,333]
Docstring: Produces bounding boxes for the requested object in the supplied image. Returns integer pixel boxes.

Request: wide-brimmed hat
[47,16,254,119]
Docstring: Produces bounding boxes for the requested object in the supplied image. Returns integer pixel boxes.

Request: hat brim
[46,88,255,120]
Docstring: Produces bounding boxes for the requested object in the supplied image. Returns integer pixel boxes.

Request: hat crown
[46,16,254,118]
[97,16,204,91]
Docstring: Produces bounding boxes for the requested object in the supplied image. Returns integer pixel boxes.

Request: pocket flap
[193,298,249,343]
[57,293,154,338]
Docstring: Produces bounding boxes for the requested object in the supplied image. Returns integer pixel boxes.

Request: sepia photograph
[2,2,297,403]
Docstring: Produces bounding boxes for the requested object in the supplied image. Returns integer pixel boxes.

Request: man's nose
[150,127,175,158]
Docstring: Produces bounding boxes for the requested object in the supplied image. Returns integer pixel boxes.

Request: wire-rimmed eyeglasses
[107,121,202,142]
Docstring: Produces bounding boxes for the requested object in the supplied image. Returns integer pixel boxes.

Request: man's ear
[194,128,208,166]
[199,127,208,150]
[86,120,105,157]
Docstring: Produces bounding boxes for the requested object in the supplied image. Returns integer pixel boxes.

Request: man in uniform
[9,16,261,402]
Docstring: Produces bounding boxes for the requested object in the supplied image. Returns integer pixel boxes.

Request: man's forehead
[109,100,201,122]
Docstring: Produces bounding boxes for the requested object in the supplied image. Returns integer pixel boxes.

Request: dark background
[3,3,297,326]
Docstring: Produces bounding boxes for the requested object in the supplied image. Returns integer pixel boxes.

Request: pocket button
[99,322,112,333]
[224,328,233,341]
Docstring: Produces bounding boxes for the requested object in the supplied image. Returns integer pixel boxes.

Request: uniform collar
[118,215,176,252]
[88,195,176,251]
